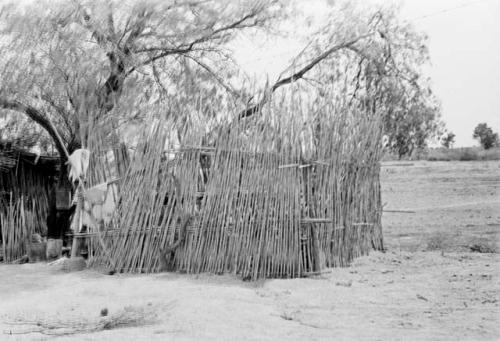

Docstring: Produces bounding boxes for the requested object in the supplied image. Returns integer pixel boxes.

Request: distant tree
[441,131,456,148]
[473,123,499,150]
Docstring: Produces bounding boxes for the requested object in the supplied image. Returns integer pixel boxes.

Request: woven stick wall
[0,196,38,262]
[88,91,384,279]
[88,121,202,271]
[0,161,51,260]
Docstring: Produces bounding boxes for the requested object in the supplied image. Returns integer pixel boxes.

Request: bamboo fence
[0,160,52,262]
[87,89,385,279]
[0,196,38,262]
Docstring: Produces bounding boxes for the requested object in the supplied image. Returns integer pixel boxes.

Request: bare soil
[1,161,499,340]
[381,160,500,253]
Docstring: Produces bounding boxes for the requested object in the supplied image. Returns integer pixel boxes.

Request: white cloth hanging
[67,149,90,183]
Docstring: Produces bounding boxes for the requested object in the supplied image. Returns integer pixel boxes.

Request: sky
[401,0,500,147]
[234,0,500,147]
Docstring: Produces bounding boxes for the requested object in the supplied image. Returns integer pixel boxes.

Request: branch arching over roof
[0,98,68,160]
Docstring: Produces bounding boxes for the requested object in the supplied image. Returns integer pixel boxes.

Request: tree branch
[78,6,129,118]
[40,94,73,138]
[184,55,242,100]
[0,98,68,159]
[83,3,269,120]
[127,9,265,75]
[238,33,375,119]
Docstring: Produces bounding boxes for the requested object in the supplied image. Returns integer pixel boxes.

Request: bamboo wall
[88,94,385,279]
[0,161,52,262]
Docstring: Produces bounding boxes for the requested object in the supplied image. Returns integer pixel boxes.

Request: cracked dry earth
[0,160,499,340]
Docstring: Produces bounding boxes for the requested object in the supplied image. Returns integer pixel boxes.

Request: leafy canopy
[0,0,443,160]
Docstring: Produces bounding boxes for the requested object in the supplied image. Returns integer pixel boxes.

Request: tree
[0,0,288,241]
[0,0,282,161]
[0,0,442,162]
[381,84,442,158]
[441,131,456,148]
[259,3,443,159]
[473,123,499,150]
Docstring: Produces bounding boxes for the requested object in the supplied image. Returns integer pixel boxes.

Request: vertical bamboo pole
[70,184,84,259]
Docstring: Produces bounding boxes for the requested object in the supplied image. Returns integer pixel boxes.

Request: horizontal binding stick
[278,163,300,169]
[300,219,375,226]
[300,218,333,224]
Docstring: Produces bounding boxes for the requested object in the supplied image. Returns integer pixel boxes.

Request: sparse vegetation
[425,147,500,161]
[382,146,500,162]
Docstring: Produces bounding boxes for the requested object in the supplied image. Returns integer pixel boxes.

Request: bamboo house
[84,91,386,280]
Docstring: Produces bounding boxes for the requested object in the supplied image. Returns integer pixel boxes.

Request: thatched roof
[0,140,59,175]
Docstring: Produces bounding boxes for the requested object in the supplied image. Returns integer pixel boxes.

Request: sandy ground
[1,161,499,340]
[381,160,500,252]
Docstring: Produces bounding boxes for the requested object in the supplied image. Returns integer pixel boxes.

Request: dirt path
[0,161,499,340]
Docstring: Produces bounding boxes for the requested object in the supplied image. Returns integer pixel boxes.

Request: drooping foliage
[0,0,442,159]
[0,0,282,156]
